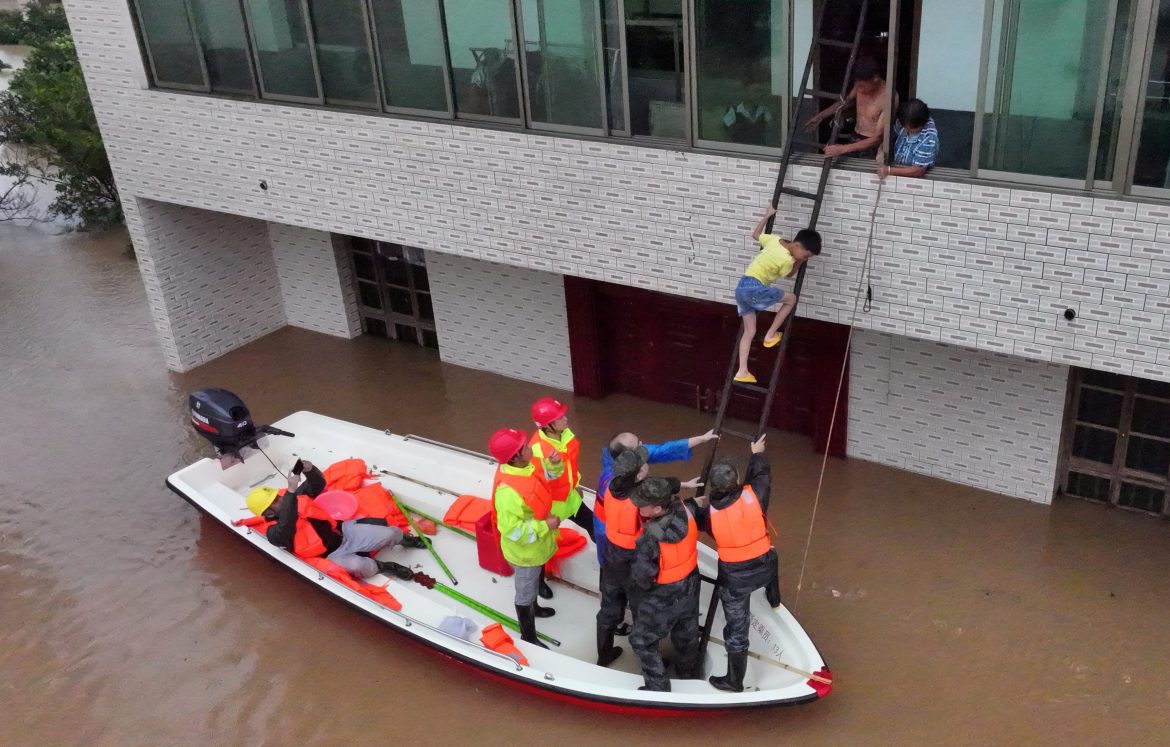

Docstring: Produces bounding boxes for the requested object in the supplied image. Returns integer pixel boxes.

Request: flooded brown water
[2,222,1169,746]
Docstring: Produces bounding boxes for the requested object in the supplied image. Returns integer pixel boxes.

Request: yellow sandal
[763,333,783,349]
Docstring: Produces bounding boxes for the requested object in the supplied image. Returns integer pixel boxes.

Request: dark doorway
[346,237,438,348]
[565,277,850,456]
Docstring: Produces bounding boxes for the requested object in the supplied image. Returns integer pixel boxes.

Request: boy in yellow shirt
[733,205,822,383]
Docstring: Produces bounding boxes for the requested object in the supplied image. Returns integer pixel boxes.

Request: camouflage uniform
[629,498,701,691]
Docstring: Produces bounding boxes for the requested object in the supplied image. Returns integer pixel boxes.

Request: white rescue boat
[167,410,831,709]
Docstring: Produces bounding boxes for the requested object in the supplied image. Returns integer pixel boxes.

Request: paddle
[408,571,561,647]
[388,493,458,586]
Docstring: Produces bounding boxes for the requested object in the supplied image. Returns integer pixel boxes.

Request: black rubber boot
[376,560,414,580]
[516,604,548,649]
[538,569,554,599]
[400,534,428,549]
[614,621,632,637]
[596,626,623,667]
[532,600,556,618]
[709,651,748,692]
[765,574,782,608]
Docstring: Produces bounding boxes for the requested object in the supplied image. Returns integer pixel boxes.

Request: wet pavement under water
[2,222,1169,746]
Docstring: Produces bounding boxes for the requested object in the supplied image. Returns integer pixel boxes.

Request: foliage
[0,2,70,46]
[0,36,121,228]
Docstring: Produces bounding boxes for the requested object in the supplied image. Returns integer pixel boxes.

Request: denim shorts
[735,275,784,316]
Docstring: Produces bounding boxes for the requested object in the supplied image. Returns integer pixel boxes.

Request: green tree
[0,1,69,46]
[0,36,120,228]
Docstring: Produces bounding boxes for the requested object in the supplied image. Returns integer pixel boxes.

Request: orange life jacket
[291,494,339,558]
[322,458,371,492]
[351,482,409,529]
[603,489,642,550]
[480,622,528,666]
[657,509,699,585]
[710,485,773,563]
[444,494,493,532]
[491,467,553,521]
[304,557,402,611]
[530,429,581,502]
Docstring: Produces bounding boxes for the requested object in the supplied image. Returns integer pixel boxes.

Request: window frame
[187,0,261,97]
[131,0,212,93]
[239,0,327,105]
[514,0,610,136]
[1119,0,1170,199]
[305,0,383,110]
[441,0,527,125]
[366,0,456,118]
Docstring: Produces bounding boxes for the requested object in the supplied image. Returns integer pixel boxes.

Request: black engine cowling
[189,388,257,455]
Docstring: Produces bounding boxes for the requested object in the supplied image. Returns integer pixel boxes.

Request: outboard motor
[189,388,293,460]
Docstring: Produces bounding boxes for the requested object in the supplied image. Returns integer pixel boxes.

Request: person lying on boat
[629,477,704,691]
[238,459,426,579]
[594,427,719,562]
[691,434,781,693]
[597,447,702,667]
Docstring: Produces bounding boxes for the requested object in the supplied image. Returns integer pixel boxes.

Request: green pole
[389,493,458,586]
[432,582,560,647]
[396,501,475,541]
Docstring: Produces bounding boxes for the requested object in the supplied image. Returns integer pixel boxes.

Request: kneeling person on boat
[242,460,425,579]
[694,435,781,693]
[629,477,703,692]
[489,428,559,649]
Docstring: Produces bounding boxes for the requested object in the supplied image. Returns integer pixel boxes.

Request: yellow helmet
[246,487,279,516]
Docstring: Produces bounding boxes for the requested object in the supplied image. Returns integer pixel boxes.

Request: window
[349,238,438,349]
[625,0,686,139]
[443,0,523,120]
[306,0,379,108]
[601,0,628,133]
[912,0,986,169]
[1132,0,1170,190]
[1059,368,1170,517]
[134,0,208,90]
[242,0,321,102]
[369,0,452,114]
[188,0,256,94]
[979,0,1120,183]
[693,0,786,150]
[518,0,606,132]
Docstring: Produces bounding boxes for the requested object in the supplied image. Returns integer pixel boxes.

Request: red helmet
[531,397,569,428]
[488,428,527,463]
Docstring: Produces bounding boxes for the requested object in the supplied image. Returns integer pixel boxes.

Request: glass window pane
[395,323,420,344]
[914,0,985,168]
[602,0,626,131]
[363,316,389,337]
[417,292,434,321]
[189,0,255,93]
[411,263,430,291]
[243,0,321,99]
[353,252,376,281]
[1131,398,1170,438]
[382,258,410,286]
[388,287,414,315]
[370,0,450,112]
[1082,369,1127,390]
[519,0,604,129]
[1093,0,1137,181]
[136,0,206,88]
[421,329,440,349]
[1076,387,1124,427]
[625,0,685,139]
[1117,482,1165,513]
[443,0,522,119]
[1072,425,1117,464]
[306,0,378,107]
[980,0,1111,179]
[1124,435,1170,476]
[1133,0,1170,189]
[358,281,382,309]
[1065,470,1111,501]
[1137,378,1170,398]
[694,0,783,148]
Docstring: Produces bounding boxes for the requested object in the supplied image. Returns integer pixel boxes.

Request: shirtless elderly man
[802,57,890,160]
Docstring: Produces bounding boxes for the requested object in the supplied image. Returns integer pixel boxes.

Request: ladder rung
[732,380,769,394]
[720,427,760,441]
[780,186,818,201]
[816,37,854,49]
[807,89,842,100]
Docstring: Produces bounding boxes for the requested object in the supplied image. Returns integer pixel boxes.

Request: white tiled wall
[848,329,1068,502]
[124,197,285,372]
[269,223,361,339]
[428,253,573,390]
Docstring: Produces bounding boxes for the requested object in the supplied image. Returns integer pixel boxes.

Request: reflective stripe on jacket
[492,462,558,567]
[531,428,582,519]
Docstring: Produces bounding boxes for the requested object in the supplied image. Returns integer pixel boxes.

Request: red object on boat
[315,490,359,521]
[475,511,514,576]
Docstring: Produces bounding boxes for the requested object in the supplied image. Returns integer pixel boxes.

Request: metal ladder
[697,0,870,657]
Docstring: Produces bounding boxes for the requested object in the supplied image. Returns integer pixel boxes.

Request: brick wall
[427,253,573,390]
[124,197,285,371]
[268,223,361,338]
[847,329,1068,503]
